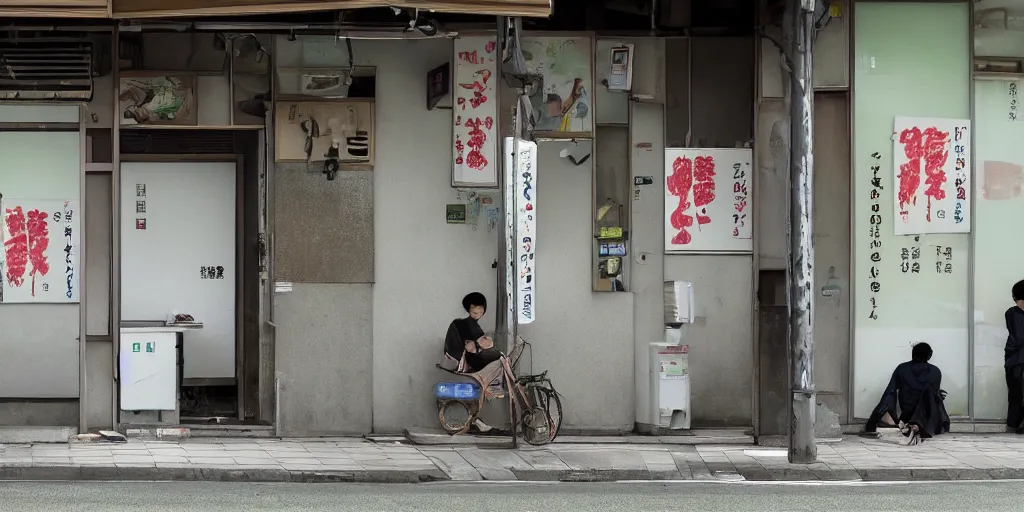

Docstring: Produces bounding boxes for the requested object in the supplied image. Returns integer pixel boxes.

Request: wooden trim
[0,122,81,131]
[111,0,550,18]
[0,7,108,17]
[120,125,265,131]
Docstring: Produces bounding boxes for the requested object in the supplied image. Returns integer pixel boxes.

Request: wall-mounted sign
[446,204,467,224]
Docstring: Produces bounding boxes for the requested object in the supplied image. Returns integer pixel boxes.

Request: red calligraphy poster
[664,148,753,253]
[452,36,498,188]
[0,199,79,303]
[892,116,971,235]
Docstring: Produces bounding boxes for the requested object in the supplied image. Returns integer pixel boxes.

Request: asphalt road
[0,480,1020,511]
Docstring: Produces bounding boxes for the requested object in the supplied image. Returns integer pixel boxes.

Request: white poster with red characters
[664,148,752,253]
[892,116,971,235]
[0,198,80,303]
[452,35,499,188]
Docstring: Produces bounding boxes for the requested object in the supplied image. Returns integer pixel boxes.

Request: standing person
[1005,280,1024,434]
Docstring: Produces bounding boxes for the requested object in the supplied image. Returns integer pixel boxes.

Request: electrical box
[664,281,695,324]
[120,330,177,411]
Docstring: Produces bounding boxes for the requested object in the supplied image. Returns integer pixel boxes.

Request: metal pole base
[789,389,817,463]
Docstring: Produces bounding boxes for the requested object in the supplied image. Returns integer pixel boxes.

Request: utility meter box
[649,342,691,430]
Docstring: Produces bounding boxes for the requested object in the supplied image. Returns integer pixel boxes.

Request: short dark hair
[1013,280,1024,302]
[911,342,933,362]
[462,292,487,312]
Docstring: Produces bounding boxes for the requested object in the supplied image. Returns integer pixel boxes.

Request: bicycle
[435,337,563,446]
[506,338,563,445]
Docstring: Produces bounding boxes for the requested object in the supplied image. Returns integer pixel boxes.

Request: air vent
[121,130,237,155]
[0,38,93,101]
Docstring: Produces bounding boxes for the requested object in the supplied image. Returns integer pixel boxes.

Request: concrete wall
[517,142,635,433]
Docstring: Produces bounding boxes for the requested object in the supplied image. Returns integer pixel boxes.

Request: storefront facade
[851,0,1024,425]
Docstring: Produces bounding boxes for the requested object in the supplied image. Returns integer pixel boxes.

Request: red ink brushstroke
[455,135,465,165]
[692,156,716,226]
[26,209,50,297]
[3,206,28,288]
[666,157,694,245]
[898,126,949,222]
[458,51,480,64]
[463,116,493,170]
[485,41,496,54]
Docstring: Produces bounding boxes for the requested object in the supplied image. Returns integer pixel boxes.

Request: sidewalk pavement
[2,433,1024,483]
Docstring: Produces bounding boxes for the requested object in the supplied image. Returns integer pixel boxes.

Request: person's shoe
[1016,424,1024,435]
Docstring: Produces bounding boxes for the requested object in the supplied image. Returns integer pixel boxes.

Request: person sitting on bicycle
[444,292,501,373]
[443,292,506,435]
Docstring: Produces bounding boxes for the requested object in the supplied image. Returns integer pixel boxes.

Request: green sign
[145,342,155,353]
[446,204,467,224]
[132,342,141,353]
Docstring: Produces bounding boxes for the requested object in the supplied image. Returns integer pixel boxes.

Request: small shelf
[85,162,114,173]
[974,71,1024,81]
[119,124,264,130]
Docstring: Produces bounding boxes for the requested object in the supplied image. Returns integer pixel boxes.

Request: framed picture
[427,62,450,111]
[521,35,595,139]
[119,72,198,126]
[274,99,376,167]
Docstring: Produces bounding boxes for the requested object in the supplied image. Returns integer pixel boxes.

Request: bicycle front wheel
[538,387,563,441]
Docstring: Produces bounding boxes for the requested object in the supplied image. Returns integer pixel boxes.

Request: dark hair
[911,342,933,362]
[1013,280,1024,302]
[462,292,487,312]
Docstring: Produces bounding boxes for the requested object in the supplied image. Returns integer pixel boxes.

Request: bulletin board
[852,2,970,419]
[120,162,237,380]
[274,99,375,166]
[663,148,752,253]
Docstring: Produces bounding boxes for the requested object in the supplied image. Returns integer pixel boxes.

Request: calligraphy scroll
[504,137,538,325]
[452,35,499,188]
[892,116,971,235]
[1,198,80,303]
[664,148,753,253]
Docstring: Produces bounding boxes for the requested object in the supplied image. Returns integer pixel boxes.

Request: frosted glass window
[853,2,970,418]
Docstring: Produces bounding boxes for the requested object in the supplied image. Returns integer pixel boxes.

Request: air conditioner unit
[0,38,94,101]
[277,67,351,99]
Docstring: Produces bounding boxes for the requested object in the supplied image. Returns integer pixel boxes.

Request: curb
[0,465,1022,484]
[0,466,448,484]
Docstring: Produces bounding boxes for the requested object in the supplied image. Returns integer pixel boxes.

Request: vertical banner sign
[452,36,499,188]
[892,116,971,235]
[1,199,80,303]
[504,137,539,325]
[514,140,538,324]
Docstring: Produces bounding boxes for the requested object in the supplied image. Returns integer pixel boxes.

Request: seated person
[864,342,950,443]
[442,292,505,435]
[443,292,502,373]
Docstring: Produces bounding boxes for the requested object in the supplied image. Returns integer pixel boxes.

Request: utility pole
[786,0,817,464]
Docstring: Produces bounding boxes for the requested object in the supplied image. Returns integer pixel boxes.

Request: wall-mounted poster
[892,116,971,235]
[452,35,499,188]
[274,99,375,167]
[0,198,80,303]
[119,72,198,126]
[664,148,753,253]
[522,36,594,139]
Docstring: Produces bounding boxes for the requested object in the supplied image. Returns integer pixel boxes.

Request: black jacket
[1006,307,1024,367]
[867,360,949,438]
